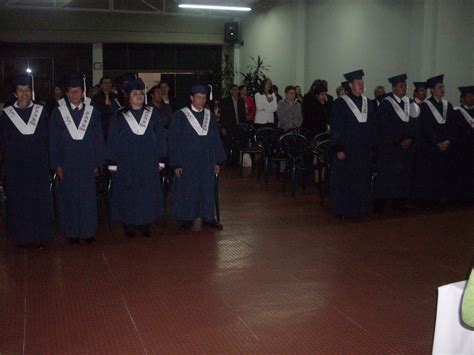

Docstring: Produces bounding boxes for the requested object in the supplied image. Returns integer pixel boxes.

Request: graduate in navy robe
[451,86,474,202]
[106,78,167,238]
[49,73,105,243]
[168,84,226,230]
[329,69,376,219]
[414,74,457,205]
[0,74,52,247]
[110,73,138,116]
[374,74,419,212]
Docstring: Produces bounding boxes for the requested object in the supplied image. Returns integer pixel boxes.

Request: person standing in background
[254,79,278,129]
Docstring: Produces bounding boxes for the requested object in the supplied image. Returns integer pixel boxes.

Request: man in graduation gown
[414,74,457,206]
[106,78,167,238]
[374,74,420,212]
[49,73,105,244]
[451,86,474,202]
[329,69,376,219]
[168,84,226,230]
[0,74,52,247]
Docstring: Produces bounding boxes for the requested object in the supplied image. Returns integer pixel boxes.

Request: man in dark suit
[219,84,247,165]
[92,76,117,139]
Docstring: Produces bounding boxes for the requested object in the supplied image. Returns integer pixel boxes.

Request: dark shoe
[38,244,46,250]
[70,238,80,245]
[86,237,97,244]
[124,224,136,239]
[178,221,192,231]
[205,220,224,231]
[141,228,152,238]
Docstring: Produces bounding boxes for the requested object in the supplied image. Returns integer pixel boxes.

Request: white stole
[425,99,448,124]
[341,95,368,123]
[455,106,474,128]
[384,96,420,121]
[4,104,43,135]
[122,107,153,135]
[58,104,94,140]
[58,97,91,107]
[181,107,211,136]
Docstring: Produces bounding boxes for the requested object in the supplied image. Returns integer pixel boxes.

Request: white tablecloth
[433,280,474,354]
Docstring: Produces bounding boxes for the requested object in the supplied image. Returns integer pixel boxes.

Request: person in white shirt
[254,79,278,128]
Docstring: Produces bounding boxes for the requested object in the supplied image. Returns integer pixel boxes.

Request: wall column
[92,43,103,85]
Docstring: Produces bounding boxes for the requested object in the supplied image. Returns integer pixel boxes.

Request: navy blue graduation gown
[0,104,52,243]
[329,93,376,217]
[451,106,474,201]
[107,107,167,225]
[168,107,226,222]
[374,94,416,199]
[414,97,456,201]
[49,102,105,238]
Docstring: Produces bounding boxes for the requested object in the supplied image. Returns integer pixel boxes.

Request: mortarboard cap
[388,74,407,85]
[64,73,86,90]
[426,74,444,89]
[122,78,145,94]
[343,69,365,82]
[458,86,474,96]
[413,81,428,90]
[12,74,33,87]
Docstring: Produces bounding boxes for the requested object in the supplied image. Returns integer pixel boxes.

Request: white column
[92,43,103,85]
[419,0,439,79]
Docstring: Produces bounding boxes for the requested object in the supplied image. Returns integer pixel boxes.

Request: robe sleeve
[49,107,62,170]
[419,104,444,151]
[168,110,184,168]
[329,98,345,153]
[92,109,105,168]
[377,101,403,146]
[0,112,8,153]
[152,109,168,163]
[106,110,120,165]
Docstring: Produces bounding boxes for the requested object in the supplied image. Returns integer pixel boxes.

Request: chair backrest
[257,127,282,156]
[279,133,309,158]
[315,139,331,165]
[313,131,330,146]
[237,123,257,149]
[288,127,312,139]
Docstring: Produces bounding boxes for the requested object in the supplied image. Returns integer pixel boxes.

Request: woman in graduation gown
[329,70,377,219]
[49,73,105,243]
[0,74,52,247]
[168,84,226,230]
[106,78,167,238]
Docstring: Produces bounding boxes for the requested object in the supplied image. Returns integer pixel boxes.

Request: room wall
[238,1,299,91]
[237,0,474,102]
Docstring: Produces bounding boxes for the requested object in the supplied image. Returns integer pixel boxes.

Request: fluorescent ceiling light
[179,4,251,11]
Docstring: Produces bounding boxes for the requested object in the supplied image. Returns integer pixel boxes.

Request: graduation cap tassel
[83,74,87,98]
[31,73,35,101]
[208,84,213,101]
[144,85,148,105]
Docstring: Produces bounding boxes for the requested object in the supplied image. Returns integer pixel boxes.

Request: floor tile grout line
[22,250,27,355]
[237,316,260,341]
[101,252,148,355]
